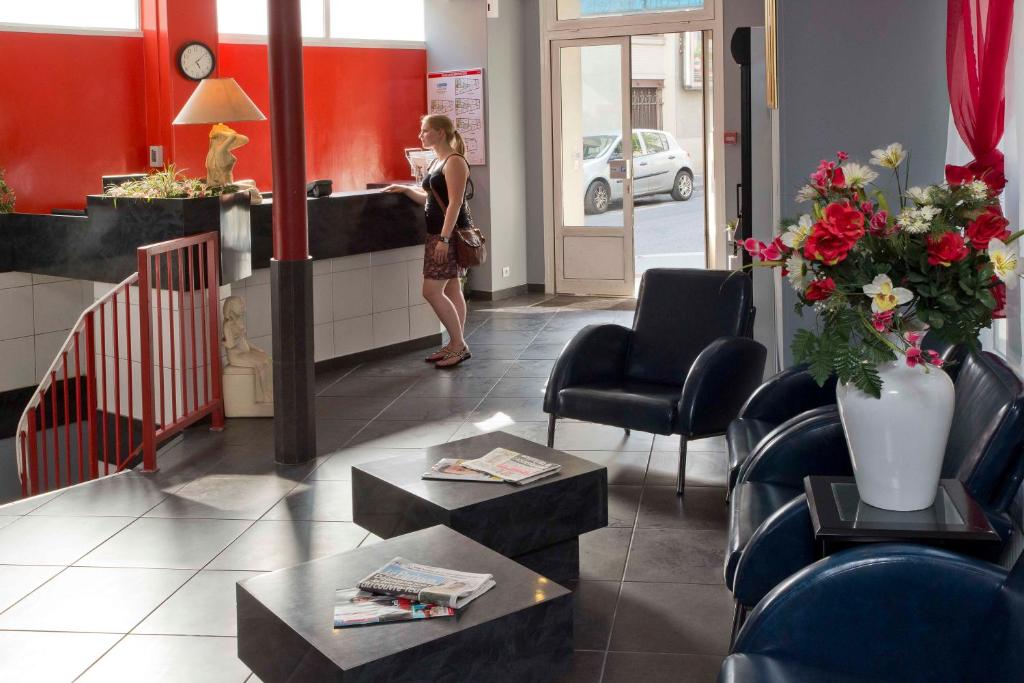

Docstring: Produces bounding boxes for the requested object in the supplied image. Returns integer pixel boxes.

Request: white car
[581,129,695,214]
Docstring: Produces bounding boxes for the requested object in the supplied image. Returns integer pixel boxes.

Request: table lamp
[172,77,266,186]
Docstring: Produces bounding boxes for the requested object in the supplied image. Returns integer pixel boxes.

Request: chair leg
[730,601,748,648]
[676,435,688,497]
[547,414,556,448]
[624,428,631,436]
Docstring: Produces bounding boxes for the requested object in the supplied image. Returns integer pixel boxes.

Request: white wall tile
[373,309,410,348]
[312,259,332,276]
[314,322,334,362]
[371,245,424,266]
[332,268,372,320]
[372,262,410,313]
[333,315,373,357]
[35,329,70,383]
[0,336,35,392]
[407,260,426,306]
[332,254,372,272]
[31,273,69,285]
[0,286,34,341]
[0,272,33,290]
[313,274,333,325]
[242,284,272,339]
[410,303,442,339]
[249,335,273,357]
[246,268,270,286]
[33,281,86,334]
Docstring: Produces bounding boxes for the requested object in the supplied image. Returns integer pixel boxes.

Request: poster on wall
[427,68,486,166]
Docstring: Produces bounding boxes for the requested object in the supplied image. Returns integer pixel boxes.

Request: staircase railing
[16,232,225,497]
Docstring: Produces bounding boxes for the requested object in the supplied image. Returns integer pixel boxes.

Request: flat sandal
[425,346,451,362]
[434,346,471,368]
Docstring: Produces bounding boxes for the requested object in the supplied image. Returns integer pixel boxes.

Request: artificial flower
[905,347,943,369]
[870,142,906,169]
[992,279,1007,319]
[795,185,819,203]
[862,274,913,313]
[871,309,895,332]
[836,151,849,161]
[804,278,836,302]
[965,209,1011,250]
[926,232,969,267]
[905,186,931,204]
[842,163,878,188]
[785,252,810,292]
[780,215,814,249]
[944,164,975,187]
[803,201,865,265]
[896,205,941,234]
[739,238,783,262]
[810,160,844,189]
[988,238,1020,288]
[869,210,890,235]
[967,180,991,201]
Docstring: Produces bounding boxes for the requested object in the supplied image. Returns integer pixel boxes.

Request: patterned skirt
[423,234,466,281]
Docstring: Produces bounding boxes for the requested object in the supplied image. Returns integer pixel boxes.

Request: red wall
[0,31,149,214]
[0,31,426,214]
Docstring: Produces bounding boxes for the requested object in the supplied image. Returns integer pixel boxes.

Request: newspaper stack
[460,447,562,486]
[422,458,504,483]
[333,557,495,628]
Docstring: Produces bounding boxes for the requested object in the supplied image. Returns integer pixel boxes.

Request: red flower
[992,279,1007,319]
[869,210,890,235]
[871,310,895,332]
[831,167,846,188]
[944,164,975,187]
[944,162,1007,194]
[803,202,865,265]
[804,278,836,302]
[906,347,944,369]
[926,232,969,267]
[837,151,849,161]
[965,209,1010,250]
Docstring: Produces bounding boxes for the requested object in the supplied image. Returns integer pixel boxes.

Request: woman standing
[384,115,473,368]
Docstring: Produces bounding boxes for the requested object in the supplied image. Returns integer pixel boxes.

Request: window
[0,0,138,32]
[217,0,324,38]
[558,0,704,21]
[632,132,644,157]
[217,0,425,43]
[641,131,668,154]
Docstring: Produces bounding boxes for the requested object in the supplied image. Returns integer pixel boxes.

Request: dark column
[268,0,315,464]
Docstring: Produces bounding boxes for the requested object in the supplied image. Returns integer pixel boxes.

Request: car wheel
[584,179,611,214]
[671,170,694,201]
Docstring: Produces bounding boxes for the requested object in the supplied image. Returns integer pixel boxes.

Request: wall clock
[177,41,215,81]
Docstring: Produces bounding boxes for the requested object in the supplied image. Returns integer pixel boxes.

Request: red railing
[16,232,224,497]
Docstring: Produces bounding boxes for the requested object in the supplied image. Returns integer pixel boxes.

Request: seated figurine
[222,296,273,417]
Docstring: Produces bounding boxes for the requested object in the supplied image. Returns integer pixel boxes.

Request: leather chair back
[626,269,753,386]
[944,352,1024,511]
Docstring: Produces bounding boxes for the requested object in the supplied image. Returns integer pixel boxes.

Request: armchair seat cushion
[725,480,802,588]
[555,381,682,435]
[720,654,864,683]
[727,418,776,487]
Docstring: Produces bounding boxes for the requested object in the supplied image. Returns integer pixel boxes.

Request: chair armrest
[543,324,632,414]
[738,364,838,423]
[732,495,817,609]
[733,544,1006,680]
[676,337,767,437]
[739,408,851,488]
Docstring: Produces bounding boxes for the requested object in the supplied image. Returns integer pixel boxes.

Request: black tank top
[421,154,474,235]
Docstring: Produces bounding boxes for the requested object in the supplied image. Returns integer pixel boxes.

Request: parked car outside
[581,129,695,214]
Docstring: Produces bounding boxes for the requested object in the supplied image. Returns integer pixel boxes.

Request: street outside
[586,184,707,272]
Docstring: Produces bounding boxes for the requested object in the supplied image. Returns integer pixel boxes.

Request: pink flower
[860,201,875,215]
[869,210,889,235]
[871,310,894,332]
[837,151,849,161]
[739,237,785,262]
[904,331,925,346]
[905,347,923,367]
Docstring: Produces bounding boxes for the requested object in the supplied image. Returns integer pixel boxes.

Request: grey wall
[777,0,950,364]
[523,0,546,287]
[723,0,765,229]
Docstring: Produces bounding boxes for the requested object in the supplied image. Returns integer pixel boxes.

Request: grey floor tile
[405,375,500,398]
[0,565,64,612]
[448,420,550,445]
[0,566,192,633]
[27,472,169,517]
[134,569,263,636]
[653,434,727,451]
[200,451,320,480]
[76,518,252,570]
[477,317,548,331]
[579,527,633,581]
[636,486,728,531]
[573,580,620,650]
[309,447,424,481]
[316,419,370,456]
[465,328,539,345]
[0,516,20,530]
[317,374,418,398]
[0,631,119,682]
[570,451,650,486]
[262,480,353,522]
[609,582,733,656]
[144,475,298,520]
[531,328,580,344]
[78,634,251,683]
[314,395,394,421]
[553,650,604,683]
[377,395,484,422]
[0,489,64,516]
[346,358,436,378]
[471,397,549,423]
[207,520,367,571]
[442,359,517,378]
[608,485,642,528]
[520,343,568,360]
[648,450,728,488]
[552,423,654,452]
[505,359,557,378]
[602,652,722,682]
[624,528,726,584]
[458,344,528,360]
[488,377,549,398]
[0,515,134,565]
[348,421,462,448]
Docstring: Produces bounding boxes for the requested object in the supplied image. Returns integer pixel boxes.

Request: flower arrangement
[103,165,237,200]
[0,167,15,213]
[741,143,1019,397]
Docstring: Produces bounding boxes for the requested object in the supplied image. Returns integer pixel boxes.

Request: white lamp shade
[173,77,266,125]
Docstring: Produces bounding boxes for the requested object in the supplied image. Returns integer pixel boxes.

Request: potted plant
[740,143,1017,511]
[0,167,15,213]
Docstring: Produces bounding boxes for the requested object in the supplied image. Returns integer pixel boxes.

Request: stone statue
[222,296,273,409]
[206,124,262,204]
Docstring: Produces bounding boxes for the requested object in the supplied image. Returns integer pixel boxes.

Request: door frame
[539,0,727,294]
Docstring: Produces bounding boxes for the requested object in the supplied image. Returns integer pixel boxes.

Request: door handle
[639,162,648,166]
[668,155,676,159]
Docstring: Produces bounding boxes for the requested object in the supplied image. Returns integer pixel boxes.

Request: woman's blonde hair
[422,114,466,156]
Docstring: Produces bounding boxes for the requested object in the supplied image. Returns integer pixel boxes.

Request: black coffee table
[352,431,608,583]
[237,525,573,683]
[804,476,1001,555]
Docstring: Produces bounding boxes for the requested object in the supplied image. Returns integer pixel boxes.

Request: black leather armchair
[544,269,767,496]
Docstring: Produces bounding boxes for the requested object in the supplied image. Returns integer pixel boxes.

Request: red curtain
[946,0,1014,193]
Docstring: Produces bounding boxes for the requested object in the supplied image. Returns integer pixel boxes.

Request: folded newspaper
[357,557,496,609]
[422,458,504,482]
[333,588,455,628]
[460,447,561,485]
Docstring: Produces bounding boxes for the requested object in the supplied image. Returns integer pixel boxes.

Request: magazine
[333,588,455,628]
[357,557,496,609]
[422,458,504,483]
[460,448,561,485]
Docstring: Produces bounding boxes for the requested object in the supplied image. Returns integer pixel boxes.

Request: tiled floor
[0,295,732,682]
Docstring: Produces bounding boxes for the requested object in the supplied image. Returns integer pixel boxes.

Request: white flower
[795,185,819,203]
[870,142,907,169]
[967,179,990,201]
[988,238,1020,289]
[785,252,810,292]
[862,274,914,313]
[896,205,941,234]
[842,162,878,188]
[906,186,931,204]
[780,214,814,249]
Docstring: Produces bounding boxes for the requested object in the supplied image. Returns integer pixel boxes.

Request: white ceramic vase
[835,361,955,511]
